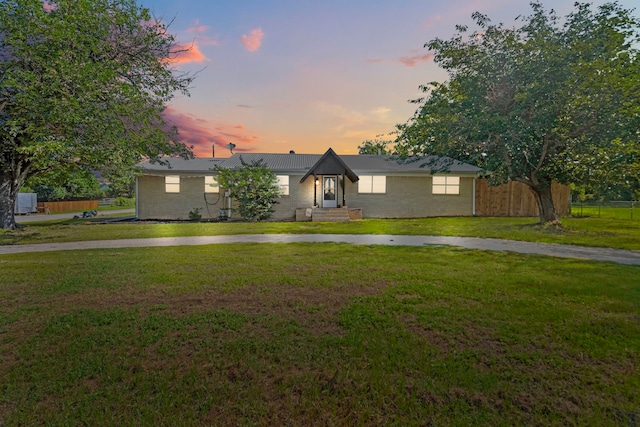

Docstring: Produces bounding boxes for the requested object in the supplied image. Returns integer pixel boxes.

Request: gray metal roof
[140,151,483,175]
[341,155,483,174]
[220,153,321,171]
[139,158,226,173]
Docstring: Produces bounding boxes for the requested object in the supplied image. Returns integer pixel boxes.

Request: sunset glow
[146,0,638,157]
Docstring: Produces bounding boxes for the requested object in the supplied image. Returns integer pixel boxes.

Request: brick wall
[137,174,314,221]
[344,176,474,218]
[137,175,226,220]
[270,175,315,220]
[137,174,475,220]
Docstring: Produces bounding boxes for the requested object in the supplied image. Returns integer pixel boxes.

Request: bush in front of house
[215,158,281,221]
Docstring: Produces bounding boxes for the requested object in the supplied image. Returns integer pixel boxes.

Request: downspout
[135,176,139,219]
[472,178,476,216]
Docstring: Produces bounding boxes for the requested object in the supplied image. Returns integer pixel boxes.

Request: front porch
[300,148,360,211]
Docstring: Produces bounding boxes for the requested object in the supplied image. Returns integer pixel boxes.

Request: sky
[143,0,638,157]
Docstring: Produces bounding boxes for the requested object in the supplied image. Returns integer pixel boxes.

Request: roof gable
[299,148,359,183]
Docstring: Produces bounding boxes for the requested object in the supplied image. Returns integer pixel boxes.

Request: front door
[322,176,337,208]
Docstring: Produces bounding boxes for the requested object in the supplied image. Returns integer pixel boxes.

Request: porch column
[341,173,346,207]
[313,174,317,207]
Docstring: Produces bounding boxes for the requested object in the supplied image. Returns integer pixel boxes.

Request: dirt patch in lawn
[41,280,391,336]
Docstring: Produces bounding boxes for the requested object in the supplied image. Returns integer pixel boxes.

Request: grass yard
[3,215,640,250]
[0,243,638,425]
[571,203,638,221]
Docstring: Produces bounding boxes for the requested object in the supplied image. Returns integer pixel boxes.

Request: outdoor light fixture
[315,178,319,185]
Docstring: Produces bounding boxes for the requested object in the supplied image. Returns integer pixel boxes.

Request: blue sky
[142,0,638,157]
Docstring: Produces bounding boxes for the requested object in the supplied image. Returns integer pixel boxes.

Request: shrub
[110,197,135,207]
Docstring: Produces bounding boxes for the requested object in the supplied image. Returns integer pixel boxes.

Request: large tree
[23,167,104,202]
[0,0,194,229]
[396,2,640,224]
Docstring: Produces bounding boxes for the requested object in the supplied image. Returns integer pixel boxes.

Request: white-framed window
[358,175,386,194]
[432,176,460,195]
[165,175,180,193]
[277,175,290,196]
[205,176,219,193]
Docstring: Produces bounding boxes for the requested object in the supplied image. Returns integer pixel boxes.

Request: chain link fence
[570,201,638,220]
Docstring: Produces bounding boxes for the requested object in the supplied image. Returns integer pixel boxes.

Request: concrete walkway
[1,234,639,266]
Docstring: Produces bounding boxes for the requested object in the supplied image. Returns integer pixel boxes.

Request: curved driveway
[1,234,639,266]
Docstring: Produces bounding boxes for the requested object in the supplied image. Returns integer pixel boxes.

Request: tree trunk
[0,172,25,230]
[530,184,559,224]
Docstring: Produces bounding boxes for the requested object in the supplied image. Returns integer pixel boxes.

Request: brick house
[136,148,487,221]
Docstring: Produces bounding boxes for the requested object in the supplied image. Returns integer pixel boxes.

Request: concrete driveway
[1,233,639,265]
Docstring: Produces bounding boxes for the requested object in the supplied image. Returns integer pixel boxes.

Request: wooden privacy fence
[475,179,570,217]
[36,200,99,213]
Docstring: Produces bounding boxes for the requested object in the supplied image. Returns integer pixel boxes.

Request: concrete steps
[312,208,350,222]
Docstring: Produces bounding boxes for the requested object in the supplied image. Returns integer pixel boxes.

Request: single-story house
[136,148,486,221]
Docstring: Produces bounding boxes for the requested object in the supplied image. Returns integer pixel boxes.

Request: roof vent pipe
[212,145,215,158]
[289,150,295,154]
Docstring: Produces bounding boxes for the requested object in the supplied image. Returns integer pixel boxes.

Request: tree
[215,158,281,221]
[612,138,640,202]
[105,171,137,199]
[0,0,194,229]
[23,168,104,201]
[358,138,392,155]
[396,2,640,224]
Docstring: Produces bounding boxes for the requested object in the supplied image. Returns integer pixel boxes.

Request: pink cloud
[163,108,259,157]
[170,41,209,64]
[366,52,434,68]
[186,20,209,33]
[240,28,264,52]
[397,52,434,67]
[422,15,443,28]
[184,20,220,47]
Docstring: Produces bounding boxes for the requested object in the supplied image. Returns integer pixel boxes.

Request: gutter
[472,178,476,216]
[135,177,139,219]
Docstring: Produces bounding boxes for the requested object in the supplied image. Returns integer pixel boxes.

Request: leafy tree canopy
[396,2,640,224]
[22,167,104,201]
[358,138,393,155]
[0,0,195,229]
[215,158,282,222]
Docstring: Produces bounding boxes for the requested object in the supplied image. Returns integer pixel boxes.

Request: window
[277,175,290,196]
[165,175,180,193]
[432,176,460,195]
[205,176,219,193]
[358,175,386,193]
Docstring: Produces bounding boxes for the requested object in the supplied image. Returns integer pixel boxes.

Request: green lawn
[3,215,640,250]
[571,203,638,221]
[0,243,638,425]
